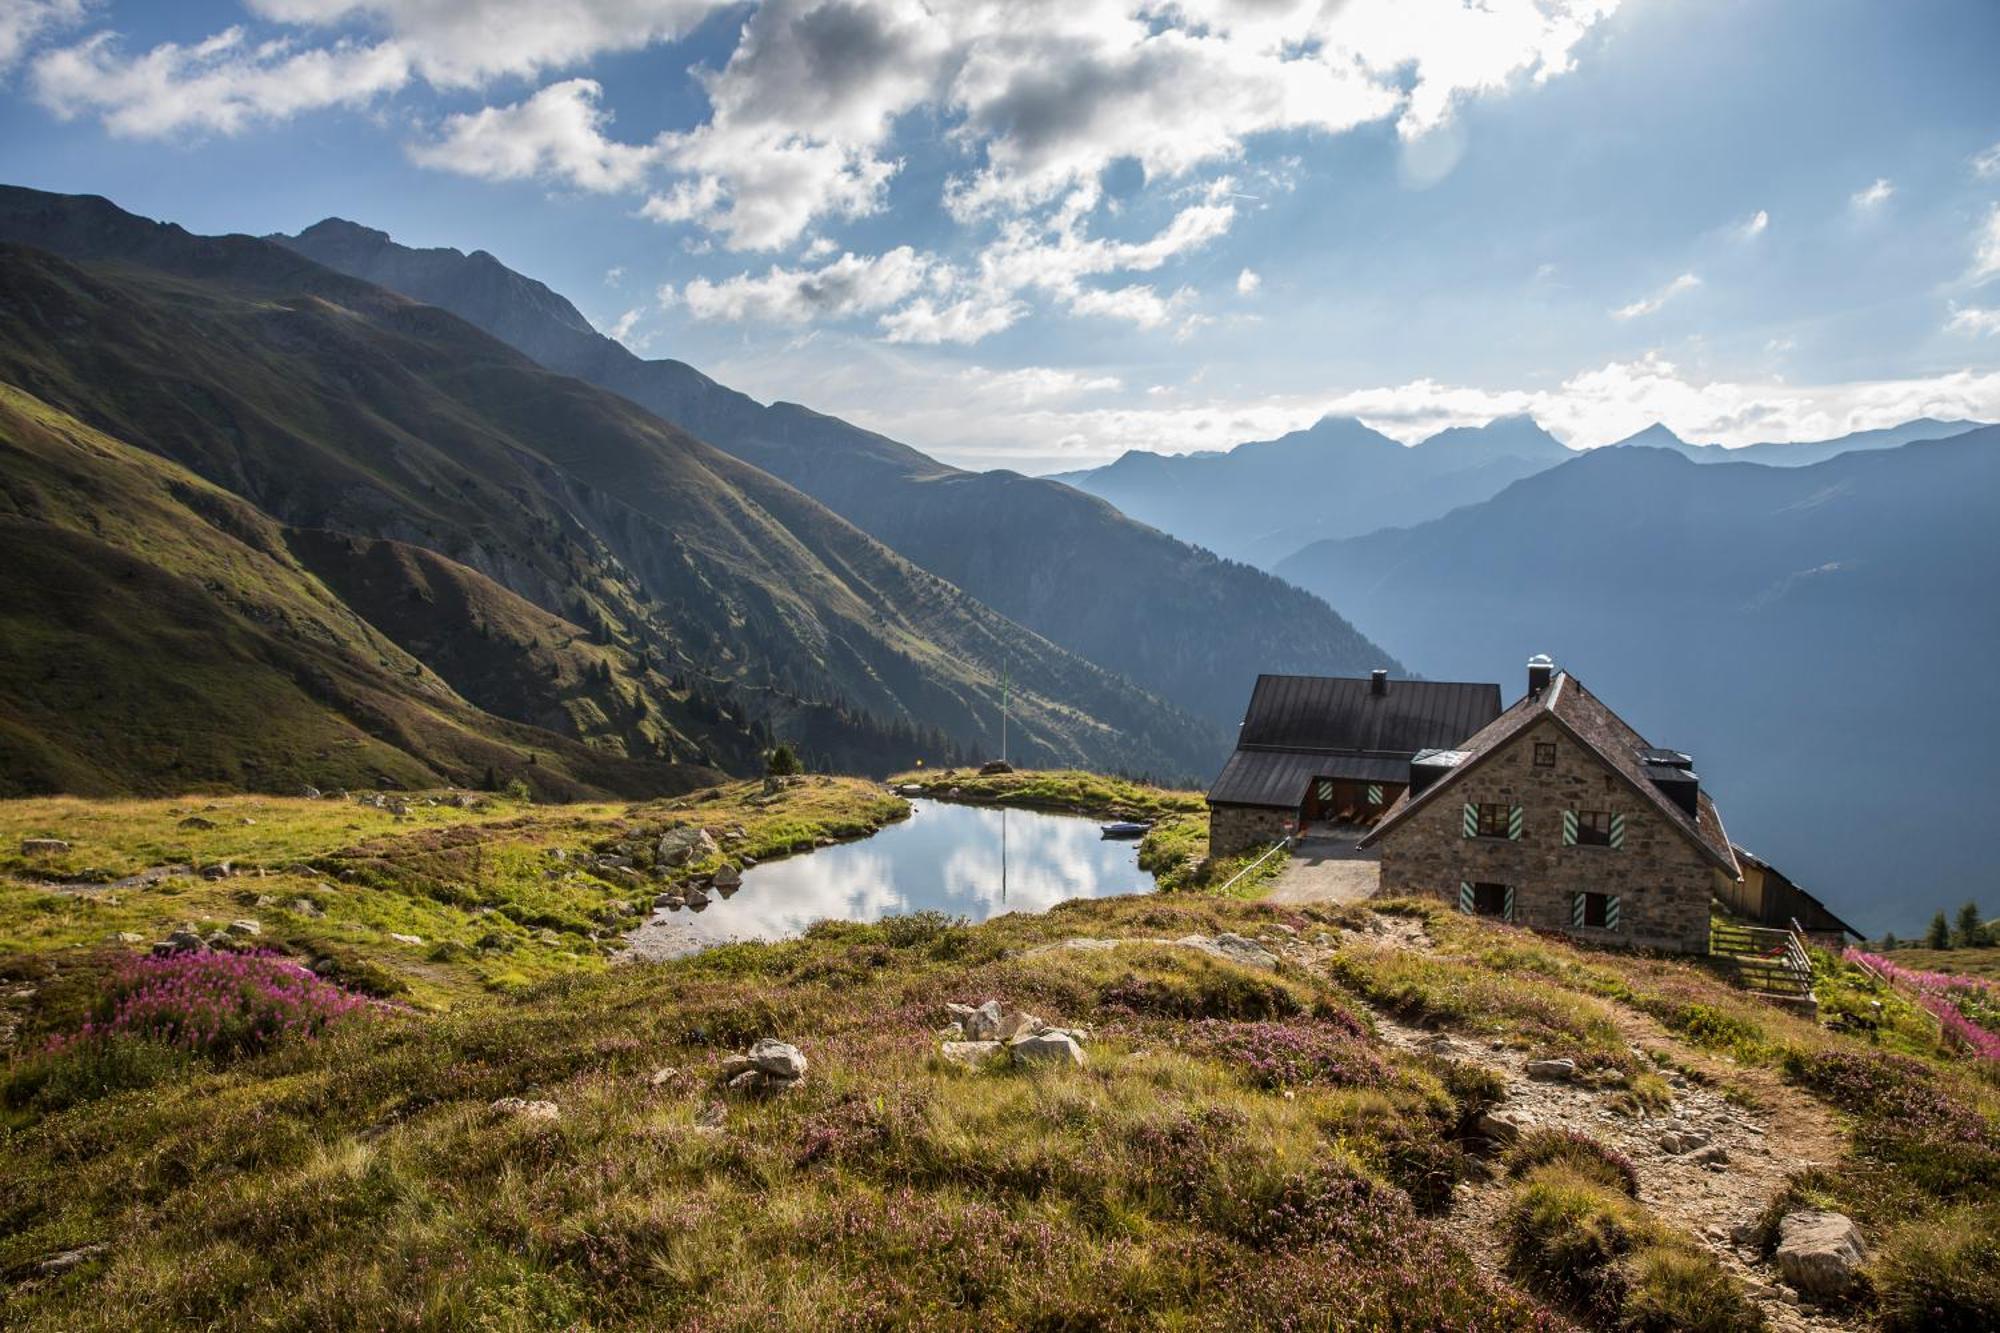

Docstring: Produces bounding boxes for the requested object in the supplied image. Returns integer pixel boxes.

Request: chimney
[1370,668,1388,697]
[1527,654,1555,697]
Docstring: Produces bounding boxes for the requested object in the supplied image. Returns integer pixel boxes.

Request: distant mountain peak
[1612,421,1688,450]
[294,217,393,248]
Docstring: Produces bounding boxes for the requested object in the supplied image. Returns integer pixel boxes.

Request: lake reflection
[627,799,1153,956]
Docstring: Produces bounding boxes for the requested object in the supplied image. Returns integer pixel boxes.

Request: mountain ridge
[276,216,1398,731]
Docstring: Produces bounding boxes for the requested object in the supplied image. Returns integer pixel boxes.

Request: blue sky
[4,0,1999,471]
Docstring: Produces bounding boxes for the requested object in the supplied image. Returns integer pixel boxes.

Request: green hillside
[0,385,720,798]
[0,190,1224,781]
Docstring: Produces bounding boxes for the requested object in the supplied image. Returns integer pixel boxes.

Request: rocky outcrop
[1775,1210,1867,1301]
[720,1039,807,1096]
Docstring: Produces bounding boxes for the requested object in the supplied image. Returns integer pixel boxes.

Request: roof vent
[1527,654,1555,696]
[1370,668,1388,697]
[1640,748,1700,817]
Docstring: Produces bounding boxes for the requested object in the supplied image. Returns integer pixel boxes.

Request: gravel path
[1262,831,1380,905]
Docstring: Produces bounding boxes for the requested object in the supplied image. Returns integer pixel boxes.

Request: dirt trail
[1301,914,1860,1333]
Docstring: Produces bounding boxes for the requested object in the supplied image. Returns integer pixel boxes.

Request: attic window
[1533,742,1556,767]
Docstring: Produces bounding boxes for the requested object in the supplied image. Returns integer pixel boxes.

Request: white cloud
[409,78,656,191]
[1739,208,1769,238]
[1851,176,1894,209]
[604,265,625,287]
[1946,304,2000,338]
[674,245,935,323]
[1609,271,1700,320]
[31,26,410,136]
[1974,202,2000,284]
[957,364,1121,403]
[246,0,728,86]
[1235,267,1260,294]
[880,295,1025,344]
[1971,141,2000,179]
[0,0,88,75]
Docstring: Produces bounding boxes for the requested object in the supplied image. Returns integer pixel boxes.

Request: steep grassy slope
[277,218,1397,730]
[0,188,1219,779]
[0,385,719,799]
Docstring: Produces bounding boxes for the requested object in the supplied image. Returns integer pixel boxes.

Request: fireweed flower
[47,951,371,1060]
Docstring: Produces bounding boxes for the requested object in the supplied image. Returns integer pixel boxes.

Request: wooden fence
[1709,918,1814,1001]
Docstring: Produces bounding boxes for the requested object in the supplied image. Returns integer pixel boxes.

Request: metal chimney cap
[1527,653,1555,668]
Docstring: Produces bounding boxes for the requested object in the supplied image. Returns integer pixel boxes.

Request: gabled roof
[1235,674,1502,753]
[1733,846,1863,939]
[1359,671,1741,877]
[1208,674,1502,809]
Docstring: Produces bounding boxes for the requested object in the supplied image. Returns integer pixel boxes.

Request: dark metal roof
[1209,749,1411,807]
[1207,674,1501,809]
[1236,674,1503,753]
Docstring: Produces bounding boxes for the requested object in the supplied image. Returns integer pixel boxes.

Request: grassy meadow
[0,773,1995,1328]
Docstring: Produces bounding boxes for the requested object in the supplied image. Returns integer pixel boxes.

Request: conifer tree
[1926,911,1952,950]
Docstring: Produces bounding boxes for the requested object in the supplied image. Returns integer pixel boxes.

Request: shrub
[1873,1204,2000,1332]
[1505,1164,1760,1329]
[2,1033,190,1112]
[1504,1127,1640,1197]
[1183,1018,1388,1090]
[49,950,372,1060]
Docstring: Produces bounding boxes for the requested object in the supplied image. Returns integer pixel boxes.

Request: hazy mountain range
[1275,435,2000,933]
[1056,413,1987,571]
[0,186,1266,792]
[274,218,1393,734]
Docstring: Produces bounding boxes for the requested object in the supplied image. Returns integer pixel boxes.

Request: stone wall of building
[1207,803,1297,858]
[1375,717,1719,954]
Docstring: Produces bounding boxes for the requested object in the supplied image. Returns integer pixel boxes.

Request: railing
[1709,919,1814,1000]
[1213,835,1294,897]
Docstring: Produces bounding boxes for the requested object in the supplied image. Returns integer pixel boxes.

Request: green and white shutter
[1562,809,1578,846]
[1609,813,1626,849]
[1462,803,1478,838]
[1503,886,1516,921]
[1605,894,1621,929]
[1508,804,1523,840]
[1571,892,1588,928]
[1315,779,1334,803]
[1458,881,1475,914]
[1366,784,1383,806]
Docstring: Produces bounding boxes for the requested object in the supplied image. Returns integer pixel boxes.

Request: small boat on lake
[1099,820,1151,839]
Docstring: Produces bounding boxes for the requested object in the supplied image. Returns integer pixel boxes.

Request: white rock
[491,1097,560,1123]
[994,1009,1043,1042]
[1479,1109,1532,1143]
[747,1038,808,1079]
[225,919,262,937]
[390,933,423,946]
[1776,1210,1867,1301]
[1525,1058,1577,1081]
[963,1000,1005,1041]
[940,1040,1004,1067]
[1010,1031,1086,1068]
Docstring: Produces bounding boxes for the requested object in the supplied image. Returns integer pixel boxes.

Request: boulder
[300,785,321,799]
[390,933,424,946]
[1178,933,1280,970]
[1478,1109,1532,1144]
[647,1066,679,1087]
[20,838,69,856]
[490,1097,561,1124]
[979,760,1015,775]
[178,816,218,830]
[657,827,718,867]
[748,1039,808,1079]
[201,861,235,880]
[940,1040,1004,1067]
[1010,1031,1086,1068]
[1658,1130,1711,1155]
[683,884,711,908]
[961,1000,1005,1040]
[1690,1144,1730,1168]
[711,863,743,890]
[1525,1059,1577,1082]
[1776,1210,1867,1301]
[153,927,206,956]
[225,919,262,938]
[994,1009,1044,1042]
[288,898,325,918]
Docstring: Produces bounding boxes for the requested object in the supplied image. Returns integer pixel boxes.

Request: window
[1572,891,1620,930]
[1574,810,1615,847]
[1533,742,1557,767]
[1460,882,1513,919]
[1475,802,1513,838]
